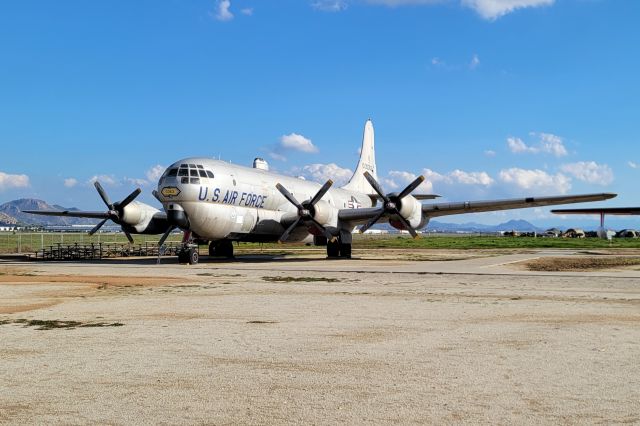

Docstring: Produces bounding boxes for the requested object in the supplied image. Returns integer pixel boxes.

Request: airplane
[551,207,640,239]
[25,119,616,264]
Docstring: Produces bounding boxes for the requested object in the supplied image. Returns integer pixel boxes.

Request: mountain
[0,199,100,226]
[425,219,544,233]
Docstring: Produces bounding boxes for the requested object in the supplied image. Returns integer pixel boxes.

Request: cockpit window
[206,170,214,178]
[178,168,188,176]
[180,164,187,167]
[190,177,200,184]
[197,165,204,169]
[198,170,207,178]
[189,169,198,177]
[167,168,178,177]
[188,164,196,168]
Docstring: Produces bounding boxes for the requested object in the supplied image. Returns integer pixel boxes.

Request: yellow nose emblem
[161,187,181,197]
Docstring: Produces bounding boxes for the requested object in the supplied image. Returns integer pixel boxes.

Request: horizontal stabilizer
[552,207,640,216]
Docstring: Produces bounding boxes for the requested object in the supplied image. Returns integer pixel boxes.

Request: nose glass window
[167,169,178,177]
[178,168,188,177]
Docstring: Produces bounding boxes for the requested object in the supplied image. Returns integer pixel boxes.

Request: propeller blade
[309,180,333,206]
[88,218,109,236]
[123,230,135,244]
[359,210,385,234]
[119,188,142,209]
[398,175,425,199]
[158,226,175,246]
[279,218,302,242]
[394,213,419,238]
[94,181,114,210]
[309,218,335,241]
[276,183,304,210]
[363,171,389,203]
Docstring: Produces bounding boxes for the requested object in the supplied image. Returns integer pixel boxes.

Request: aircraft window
[206,170,214,178]
[197,165,204,169]
[167,168,178,177]
[188,164,196,168]
[190,177,200,184]
[198,170,207,178]
[180,164,187,167]
[181,177,189,184]
[178,168,188,176]
[189,169,198,177]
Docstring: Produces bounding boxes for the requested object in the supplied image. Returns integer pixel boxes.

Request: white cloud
[484,150,496,157]
[88,175,118,186]
[301,163,353,186]
[537,132,568,157]
[124,177,148,187]
[450,169,494,185]
[269,152,287,162]
[507,133,567,157]
[146,165,165,183]
[214,0,234,21]
[389,170,434,193]
[628,161,638,169]
[499,168,571,194]
[63,178,78,188]
[469,53,480,69]
[312,0,348,11]
[0,172,30,191]
[240,7,254,15]
[461,0,554,20]
[560,161,613,185]
[280,133,319,153]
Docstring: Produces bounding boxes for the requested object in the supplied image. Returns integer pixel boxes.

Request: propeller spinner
[89,181,142,243]
[359,171,425,238]
[275,180,335,243]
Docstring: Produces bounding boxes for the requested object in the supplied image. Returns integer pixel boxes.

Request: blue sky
[1,0,639,226]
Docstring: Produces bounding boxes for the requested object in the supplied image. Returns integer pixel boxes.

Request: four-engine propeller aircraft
[25,120,616,264]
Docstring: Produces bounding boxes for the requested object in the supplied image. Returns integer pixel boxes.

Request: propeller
[359,171,424,238]
[88,181,142,243]
[276,180,335,242]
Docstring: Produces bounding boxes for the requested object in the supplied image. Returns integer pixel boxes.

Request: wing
[422,193,616,217]
[552,207,640,216]
[338,193,616,224]
[22,210,110,219]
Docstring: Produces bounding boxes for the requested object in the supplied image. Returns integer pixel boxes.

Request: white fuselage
[156,158,374,241]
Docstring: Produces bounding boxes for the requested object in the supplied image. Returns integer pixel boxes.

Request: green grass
[3,232,640,254]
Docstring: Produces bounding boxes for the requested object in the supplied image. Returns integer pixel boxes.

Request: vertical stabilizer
[342,119,377,194]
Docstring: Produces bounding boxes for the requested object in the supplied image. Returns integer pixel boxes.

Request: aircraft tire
[208,242,216,257]
[339,243,352,259]
[188,248,199,265]
[219,240,234,258]
[327,240,340,258]
[178,250,189,264]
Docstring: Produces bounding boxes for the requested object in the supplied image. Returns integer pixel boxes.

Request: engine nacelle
[390,196,427,230]
[120,201,162,233]
[310,200,338,227]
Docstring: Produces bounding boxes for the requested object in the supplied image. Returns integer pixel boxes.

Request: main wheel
[208,242,216,257]
[188,248,199,265]
[339,243,352,259]
[219,240,234,258]
[327,240,340,258]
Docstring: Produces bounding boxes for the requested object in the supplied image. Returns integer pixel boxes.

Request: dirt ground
[0,250,639,424]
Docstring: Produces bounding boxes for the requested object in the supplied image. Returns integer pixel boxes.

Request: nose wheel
[178,246,199,265]
[326,238,351,259]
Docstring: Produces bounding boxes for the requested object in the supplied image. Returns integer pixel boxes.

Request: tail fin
[342,119,377,194]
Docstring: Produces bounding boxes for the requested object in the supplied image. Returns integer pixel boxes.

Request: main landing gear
[325,232,352,259]
[208,240,234,258]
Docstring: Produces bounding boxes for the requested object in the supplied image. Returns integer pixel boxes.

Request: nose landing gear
[178,246,199,265]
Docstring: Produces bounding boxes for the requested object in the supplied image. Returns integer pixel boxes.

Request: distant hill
[0,198,100,226]
[426,219,544,233]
